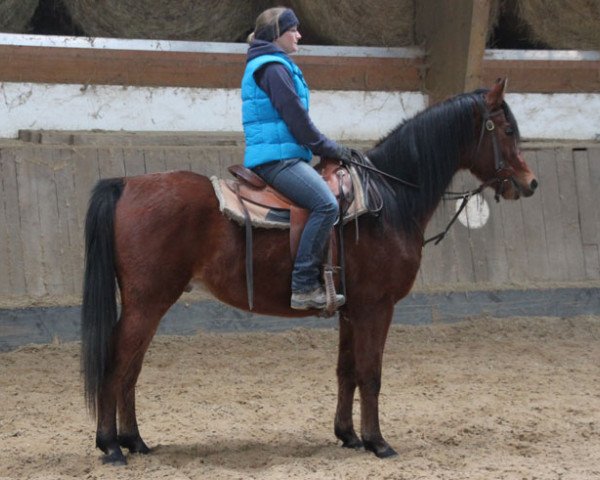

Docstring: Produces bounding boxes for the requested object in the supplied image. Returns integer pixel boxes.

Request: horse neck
[367,94,478,235]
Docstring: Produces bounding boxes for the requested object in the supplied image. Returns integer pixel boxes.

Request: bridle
[344,94,522,247]
[423,95,519,246]
[473,96,519,201]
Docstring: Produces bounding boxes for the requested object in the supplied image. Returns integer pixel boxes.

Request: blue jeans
[253,159,338,293]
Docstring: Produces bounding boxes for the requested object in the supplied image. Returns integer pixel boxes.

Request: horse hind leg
[96,307,163,464]
[116,306,167,454]
[117,349,151,455]
[95,365,126,464]
[334,315,363,450]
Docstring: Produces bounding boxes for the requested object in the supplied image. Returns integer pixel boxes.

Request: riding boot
[291,286,345,310]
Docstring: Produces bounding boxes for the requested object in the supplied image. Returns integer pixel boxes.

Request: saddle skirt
[210,160,370,230]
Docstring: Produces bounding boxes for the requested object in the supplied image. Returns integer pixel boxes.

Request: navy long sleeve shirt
[247,40,341,159]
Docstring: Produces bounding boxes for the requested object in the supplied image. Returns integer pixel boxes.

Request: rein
[422,184,486,246]
[342,152,421,190]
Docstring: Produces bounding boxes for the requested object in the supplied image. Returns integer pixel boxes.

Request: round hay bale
[514,0,600,50]
[62,0,260,41]
[287,0,414,47]
[0,0,39,33]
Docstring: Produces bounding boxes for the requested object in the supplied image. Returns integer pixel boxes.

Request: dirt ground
[1,315,599,480]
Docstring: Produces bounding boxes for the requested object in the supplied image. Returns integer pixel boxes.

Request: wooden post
[416,0,491,104]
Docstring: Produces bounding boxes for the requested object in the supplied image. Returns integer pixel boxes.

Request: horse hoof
[102,448,127,466]
[364,441,398,459]
[375,446,398,459]
[335,426,363,450]
[119,434,151,454]
[342,437,364,450]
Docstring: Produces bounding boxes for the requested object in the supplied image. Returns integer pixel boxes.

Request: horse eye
[505,126,514,136]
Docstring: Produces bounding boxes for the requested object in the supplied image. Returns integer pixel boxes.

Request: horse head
[468,78,538,201]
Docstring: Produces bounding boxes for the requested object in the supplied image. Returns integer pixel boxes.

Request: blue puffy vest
[242,54,312,168]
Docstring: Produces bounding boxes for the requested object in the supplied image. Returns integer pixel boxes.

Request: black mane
[366,90,490,235]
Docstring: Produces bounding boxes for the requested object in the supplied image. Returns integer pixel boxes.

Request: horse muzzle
[498,174,538,200]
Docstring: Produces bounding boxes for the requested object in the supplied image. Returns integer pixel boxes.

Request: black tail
[81,177,125,416]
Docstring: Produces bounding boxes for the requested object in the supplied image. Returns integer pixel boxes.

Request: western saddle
[226,158,355,314]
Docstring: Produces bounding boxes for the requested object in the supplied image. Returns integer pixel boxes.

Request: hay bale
[287,0,414,46]
[0,0,39,33]
[62,0,260,41]
[514,0,600,50]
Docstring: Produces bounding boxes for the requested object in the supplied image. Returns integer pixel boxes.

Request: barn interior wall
[0,132,598,308]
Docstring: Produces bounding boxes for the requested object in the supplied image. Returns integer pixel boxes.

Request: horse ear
[485,77,508,108]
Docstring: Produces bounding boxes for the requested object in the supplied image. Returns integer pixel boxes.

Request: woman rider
[242,7,352,310]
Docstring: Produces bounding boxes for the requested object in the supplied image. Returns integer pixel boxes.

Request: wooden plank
[499,194,528,284]
[1,43,598,94]
[582,245,600,280]
[123,147,147,177]
[556,149,587,281]
[0,152,11,295]
[143,148,167,173]
[53,148,80,294]
[421,207,448,286]
[482,59,600,93]
[0,44,423,92]
[574,148,600,279]
[574,149,600,245]
[536,149,568,281]
[519,152,551,281]
[298,55,423,92]
[35,147,65,296]
[215,147,242,178]
[0,45,245,89]
[481,188,510,285]
[465,191,492,284]
[97,147,126,179]
[587,148,600,279]
[0,149,26,295]
[72,147,101,241]
[15,147,46,297]
[434,199,461,285]
[164,147,193,173]
[19,130,245,147]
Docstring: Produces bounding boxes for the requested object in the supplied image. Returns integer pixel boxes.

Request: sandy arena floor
[1,315,599,479]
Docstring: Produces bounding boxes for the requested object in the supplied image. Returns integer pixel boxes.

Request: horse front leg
[352,302,397,458]
[334,314,362,449]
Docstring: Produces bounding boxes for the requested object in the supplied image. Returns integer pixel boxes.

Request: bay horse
[81,79,537,464]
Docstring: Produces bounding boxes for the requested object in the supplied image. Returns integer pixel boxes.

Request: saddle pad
[210,165,369,229]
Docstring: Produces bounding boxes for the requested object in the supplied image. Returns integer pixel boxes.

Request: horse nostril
[530,179,539,191]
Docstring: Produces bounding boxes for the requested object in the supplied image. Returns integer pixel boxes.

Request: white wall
[2,82,599,141]
[0,82,428,141]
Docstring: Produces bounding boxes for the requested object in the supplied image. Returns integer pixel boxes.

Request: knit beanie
[255,9,299,42]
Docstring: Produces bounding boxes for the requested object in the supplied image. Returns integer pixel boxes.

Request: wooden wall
[0,132,598,307]
[1,43,599,94]
[418,145,600,288]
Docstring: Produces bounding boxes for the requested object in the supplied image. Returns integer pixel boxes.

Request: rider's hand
[334,145,354,163]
